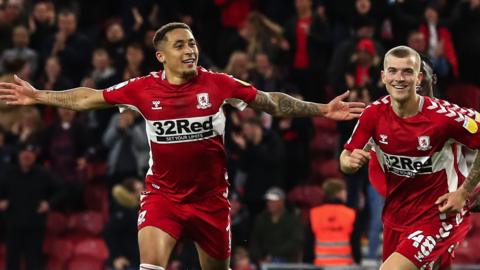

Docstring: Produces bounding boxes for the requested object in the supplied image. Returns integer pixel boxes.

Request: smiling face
[382,54,422,104]
[155,28,199,81]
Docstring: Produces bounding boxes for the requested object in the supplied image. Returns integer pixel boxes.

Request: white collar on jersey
[418,95,425,112]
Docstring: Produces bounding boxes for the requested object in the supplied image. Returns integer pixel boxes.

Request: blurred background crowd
[0,0,480,269]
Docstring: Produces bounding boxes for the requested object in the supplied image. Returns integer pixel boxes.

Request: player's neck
[391,94,420,118]
[163,68,193,85]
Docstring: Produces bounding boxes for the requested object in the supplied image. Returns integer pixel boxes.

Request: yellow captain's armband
[463,117,478,134]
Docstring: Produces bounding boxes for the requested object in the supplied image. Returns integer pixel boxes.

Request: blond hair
[384,45,421,72]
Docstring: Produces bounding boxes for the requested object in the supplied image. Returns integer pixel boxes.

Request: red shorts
[137,190,231,260]
[383,211,471,270]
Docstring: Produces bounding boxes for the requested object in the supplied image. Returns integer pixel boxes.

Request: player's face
[156,28,199,79]
[382,55,422,103]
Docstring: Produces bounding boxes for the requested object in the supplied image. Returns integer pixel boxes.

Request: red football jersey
[368,98,480,197]
[345,95,480,230]
[103,67,257,202]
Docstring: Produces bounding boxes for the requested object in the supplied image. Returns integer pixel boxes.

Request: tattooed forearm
[249,91,325,117]
[463,153,480,195]
[38,87,109,111]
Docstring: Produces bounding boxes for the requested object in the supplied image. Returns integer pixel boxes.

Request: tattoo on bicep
[252,91,277,113]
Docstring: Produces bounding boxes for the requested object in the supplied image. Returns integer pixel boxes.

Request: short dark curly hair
[152,22,192,49]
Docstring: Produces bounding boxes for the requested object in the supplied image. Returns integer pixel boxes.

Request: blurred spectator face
[227,52,249,79]
[58,12,77,36]
[126,46,144,67]
[92,49,111,70]
[356,0,371,14]
[295,0,312,13]
[254,53,271,75]
[5,2,22,22]
[106,22,125,43]
[425,7,438,24]
[267,199,285,215]
[12,25,29,48]
[33,2,49,23]
[407,32,427,54]
[19,148,37,170]
[57,108,76,123]
[45,57,61,79]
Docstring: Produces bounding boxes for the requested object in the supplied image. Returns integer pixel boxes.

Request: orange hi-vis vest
[310,204,356,266]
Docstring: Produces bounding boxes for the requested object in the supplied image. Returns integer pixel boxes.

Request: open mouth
[182,58,196,64]
[392,84,408,90]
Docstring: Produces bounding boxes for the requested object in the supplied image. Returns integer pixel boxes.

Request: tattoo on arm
[464,153,480,195]
[249,91,324,117]
[39,88,109,111]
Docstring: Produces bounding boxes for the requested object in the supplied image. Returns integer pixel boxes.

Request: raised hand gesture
[324,91,365,121]
[0,75,39,106]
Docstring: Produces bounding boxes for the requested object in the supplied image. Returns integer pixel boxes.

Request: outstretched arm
[0,75,111,111]
[248,90,364,120]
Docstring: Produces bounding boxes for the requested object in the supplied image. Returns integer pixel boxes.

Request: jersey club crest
[196,93,212,109]
[417,136,432,151]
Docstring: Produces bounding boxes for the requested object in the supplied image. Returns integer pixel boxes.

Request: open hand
[0,75,39,105]
[324,90,365,121]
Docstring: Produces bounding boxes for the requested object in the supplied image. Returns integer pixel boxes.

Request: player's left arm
[437,152,480,213]
[435,111,480,212]
[248,90,365,120]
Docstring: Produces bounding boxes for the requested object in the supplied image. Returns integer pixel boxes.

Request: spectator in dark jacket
[250,187,304,263]
[0,142,60,270]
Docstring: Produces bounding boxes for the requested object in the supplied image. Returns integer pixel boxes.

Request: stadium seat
[67,256,104,270]
[46,212,69,235]
[68,211,104,236]
[288,185,324,209]
[313,118,337,132]
[83,184,109,220]
[310,132,339,157]
[73,238,109,261]
[45,258,66,270]
[311,158,342,180]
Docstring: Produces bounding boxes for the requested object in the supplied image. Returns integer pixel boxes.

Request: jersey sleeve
[344,106,377,152]
[214,73,258,110]
[445,114,480,150]
[102,78,143,111]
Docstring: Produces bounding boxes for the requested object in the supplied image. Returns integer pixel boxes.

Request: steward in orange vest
[310,179,356,266]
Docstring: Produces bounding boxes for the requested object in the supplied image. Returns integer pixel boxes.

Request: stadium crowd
[0,0,480,269]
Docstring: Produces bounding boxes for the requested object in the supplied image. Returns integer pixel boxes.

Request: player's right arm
[339,105,377,174]
[340,149,371,174]
[0,75,111,111]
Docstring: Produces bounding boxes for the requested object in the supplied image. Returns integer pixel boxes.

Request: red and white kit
[345,95,476,269]
[103,67,258,259]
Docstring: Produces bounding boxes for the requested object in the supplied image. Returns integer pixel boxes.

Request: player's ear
[155,51,165,64]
